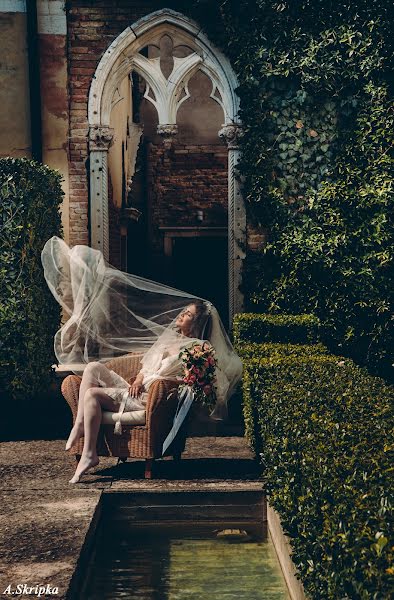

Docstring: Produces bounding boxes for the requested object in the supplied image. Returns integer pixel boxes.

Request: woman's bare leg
[66,362,119,451]
[69,387,119,483]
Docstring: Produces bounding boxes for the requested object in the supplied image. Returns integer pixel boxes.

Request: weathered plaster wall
[108,74,133,210]
[0,1,71,242]
[107,75,134,268]
[37,0,70,242]
[0,5,31,157]
[67,1,165,248]
[176,69,224,144]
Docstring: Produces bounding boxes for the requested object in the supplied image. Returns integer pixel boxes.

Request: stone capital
[157,124,178,139]
[218,123,243,149]
[89,125,115,151]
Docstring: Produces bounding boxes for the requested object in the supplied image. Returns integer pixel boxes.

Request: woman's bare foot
[65,422,84,451]
[69,454,99,484]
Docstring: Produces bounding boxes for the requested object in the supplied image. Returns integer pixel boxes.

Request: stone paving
[0,436,263,599]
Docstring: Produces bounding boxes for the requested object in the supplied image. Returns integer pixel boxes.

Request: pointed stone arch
[87,8,245,321]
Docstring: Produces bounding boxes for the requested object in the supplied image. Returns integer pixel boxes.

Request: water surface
[83,520,290,599]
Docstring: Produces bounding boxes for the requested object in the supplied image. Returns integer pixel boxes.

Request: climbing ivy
[256,80,339,204]
[261,82,393,377]
[187,0,393,376]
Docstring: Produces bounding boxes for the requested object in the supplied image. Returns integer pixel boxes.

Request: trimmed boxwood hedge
[233,313,321,345]
[236,341,328,361]
[243,352,393,598]
[0,158,63,399]
[242,353,339,456]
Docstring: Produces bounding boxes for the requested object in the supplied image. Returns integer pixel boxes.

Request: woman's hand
[128,374,144,398]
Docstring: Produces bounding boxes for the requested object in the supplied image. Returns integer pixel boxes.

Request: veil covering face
[41,236,243,420]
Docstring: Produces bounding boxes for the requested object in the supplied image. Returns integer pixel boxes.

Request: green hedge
[239,343,328,448]
[233,313,321,345]
[0,158,63,399]
[236,341,328,361]
[243,353,339,455]
[243,353,394,599]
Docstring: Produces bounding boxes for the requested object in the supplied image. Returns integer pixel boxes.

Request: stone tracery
[88,9,245,320]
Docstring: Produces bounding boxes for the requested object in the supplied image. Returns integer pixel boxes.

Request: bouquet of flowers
[178,341,217,410]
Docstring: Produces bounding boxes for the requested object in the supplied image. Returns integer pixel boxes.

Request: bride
[66,300,213,483]
[41,237,243,483]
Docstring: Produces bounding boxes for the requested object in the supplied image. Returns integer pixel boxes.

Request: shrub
[242,353,339,455]
[244,352,394,599]
[236,341,328,361]
[233,313,321,344]
[0,158,63,399]
[190,0,393,377]
[254,83,393,380]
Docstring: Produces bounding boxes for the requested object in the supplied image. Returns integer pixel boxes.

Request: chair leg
[144,458,154,479]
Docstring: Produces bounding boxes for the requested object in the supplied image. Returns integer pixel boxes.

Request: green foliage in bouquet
[0,158,63,399]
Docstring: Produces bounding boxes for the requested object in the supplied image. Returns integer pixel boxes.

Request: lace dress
[99,338,188,431]
[102,351,183,411]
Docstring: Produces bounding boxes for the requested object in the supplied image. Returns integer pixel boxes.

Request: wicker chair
[61,354,189,479]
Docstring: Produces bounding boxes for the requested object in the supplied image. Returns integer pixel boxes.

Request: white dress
[101,355,183,411]
[100,337,187,412]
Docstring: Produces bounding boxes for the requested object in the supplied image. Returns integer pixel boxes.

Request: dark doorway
[171,236,228,328]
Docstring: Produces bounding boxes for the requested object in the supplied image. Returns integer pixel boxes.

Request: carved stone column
[218,123,245,323]
[89,125,115,260]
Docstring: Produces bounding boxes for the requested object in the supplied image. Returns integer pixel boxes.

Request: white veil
[41,236,242,420]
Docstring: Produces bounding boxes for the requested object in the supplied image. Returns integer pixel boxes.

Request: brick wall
[67,0,169,247]
[66,1,231,267]
[247,226,269,251]
[147,142,228,250]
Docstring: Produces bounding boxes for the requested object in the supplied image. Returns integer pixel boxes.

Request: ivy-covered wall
[187,0,393,378]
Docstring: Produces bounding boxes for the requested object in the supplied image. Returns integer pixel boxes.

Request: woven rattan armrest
[145,379,182,445]
[145,378,180,420]
[61,370,180,425]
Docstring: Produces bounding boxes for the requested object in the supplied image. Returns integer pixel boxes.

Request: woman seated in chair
[41,236,243,484]
[66,300,213,483]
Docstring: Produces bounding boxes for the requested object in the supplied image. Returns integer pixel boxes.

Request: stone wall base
[267,502,306,600]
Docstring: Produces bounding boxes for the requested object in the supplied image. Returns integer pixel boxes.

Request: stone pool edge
[268,502,306,600]
[65,487,307,600]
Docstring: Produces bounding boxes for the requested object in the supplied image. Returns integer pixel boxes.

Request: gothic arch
[87,8,245,321]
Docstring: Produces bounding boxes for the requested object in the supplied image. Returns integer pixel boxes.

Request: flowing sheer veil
[41,236,242,420]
